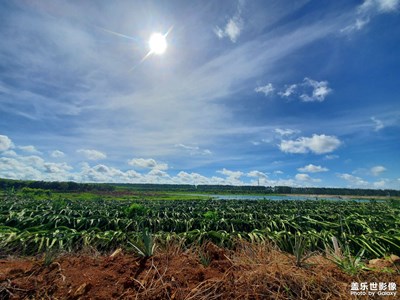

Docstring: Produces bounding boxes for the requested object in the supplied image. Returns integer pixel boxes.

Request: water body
[187,194,377,202]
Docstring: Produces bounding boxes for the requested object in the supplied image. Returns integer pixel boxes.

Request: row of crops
[1,194,399,258]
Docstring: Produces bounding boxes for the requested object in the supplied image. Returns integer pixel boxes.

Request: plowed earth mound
[1,243,399,300]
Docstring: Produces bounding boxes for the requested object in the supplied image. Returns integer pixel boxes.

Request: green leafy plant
[327,237,370,275]
[203,210,218,220]
[128,228,155,257]
[289,233,316,267]
[126,203,147,217]
[43,250,57,267]
[199,250,212,267]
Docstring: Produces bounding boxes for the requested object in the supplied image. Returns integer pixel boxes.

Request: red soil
[1,243,399,299]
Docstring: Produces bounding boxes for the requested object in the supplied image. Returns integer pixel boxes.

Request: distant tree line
[115,183,400,196]
[275,186,399,197]
[114,183,271,194]
[1,178,399,196]
[0,178,115,192]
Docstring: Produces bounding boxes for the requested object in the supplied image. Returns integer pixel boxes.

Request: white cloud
[51,150,65,158]
[298,164,329,173]
[0,135,14,151]
[217,168,244,184]
[226,17,243,42]
[300,78,332,102]
[127,158,168,171]
[175,144,212,156]
[373,179,386,188]
[338,173,369,187]
[371,117,384,131]
[80,163,141,183]
[0,153,74,182]
[214,16,243,42]
[175,171,212,185]
[0,157,43,180]
[277,78,332,102]
[0,148,397,188]
[2,150,17,157]
[370,165,386,176]
[147,169,169,178]
[372,178,400,189]
[214,2,244,43]
[44,162,73,173]
[278,84,297,97]
[295,173,320,182]
[255,83,274,96]
[77,149,107,160]
[279,134,341,154]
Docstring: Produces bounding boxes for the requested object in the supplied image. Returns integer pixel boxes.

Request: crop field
[1,191,399,259]
[1,188,400,299]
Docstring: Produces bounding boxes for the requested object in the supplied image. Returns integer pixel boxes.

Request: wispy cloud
[274,128,300,137]
[278,84,297,98]
[342,0,400,33]
[255,83,274,96]
[341,18,370,33]
[359,0,400,13]
[371,116,384,131]
[279,134,341,154]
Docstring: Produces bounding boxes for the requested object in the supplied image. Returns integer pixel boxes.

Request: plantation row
[1,194,399,258]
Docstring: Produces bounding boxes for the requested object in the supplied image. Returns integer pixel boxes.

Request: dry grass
[1,241,399,299]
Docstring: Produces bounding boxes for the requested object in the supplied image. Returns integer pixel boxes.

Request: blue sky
[0,0,399,188]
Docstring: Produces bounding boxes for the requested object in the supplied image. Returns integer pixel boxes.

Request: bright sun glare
[149,33,167,55]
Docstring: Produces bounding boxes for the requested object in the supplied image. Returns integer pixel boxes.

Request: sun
[149,32,167,55]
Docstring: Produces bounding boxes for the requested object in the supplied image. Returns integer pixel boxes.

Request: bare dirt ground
[1,243,399,300]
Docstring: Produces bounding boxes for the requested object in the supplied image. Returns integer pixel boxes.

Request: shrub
[203,210,218,220]
[126,203,147,217]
